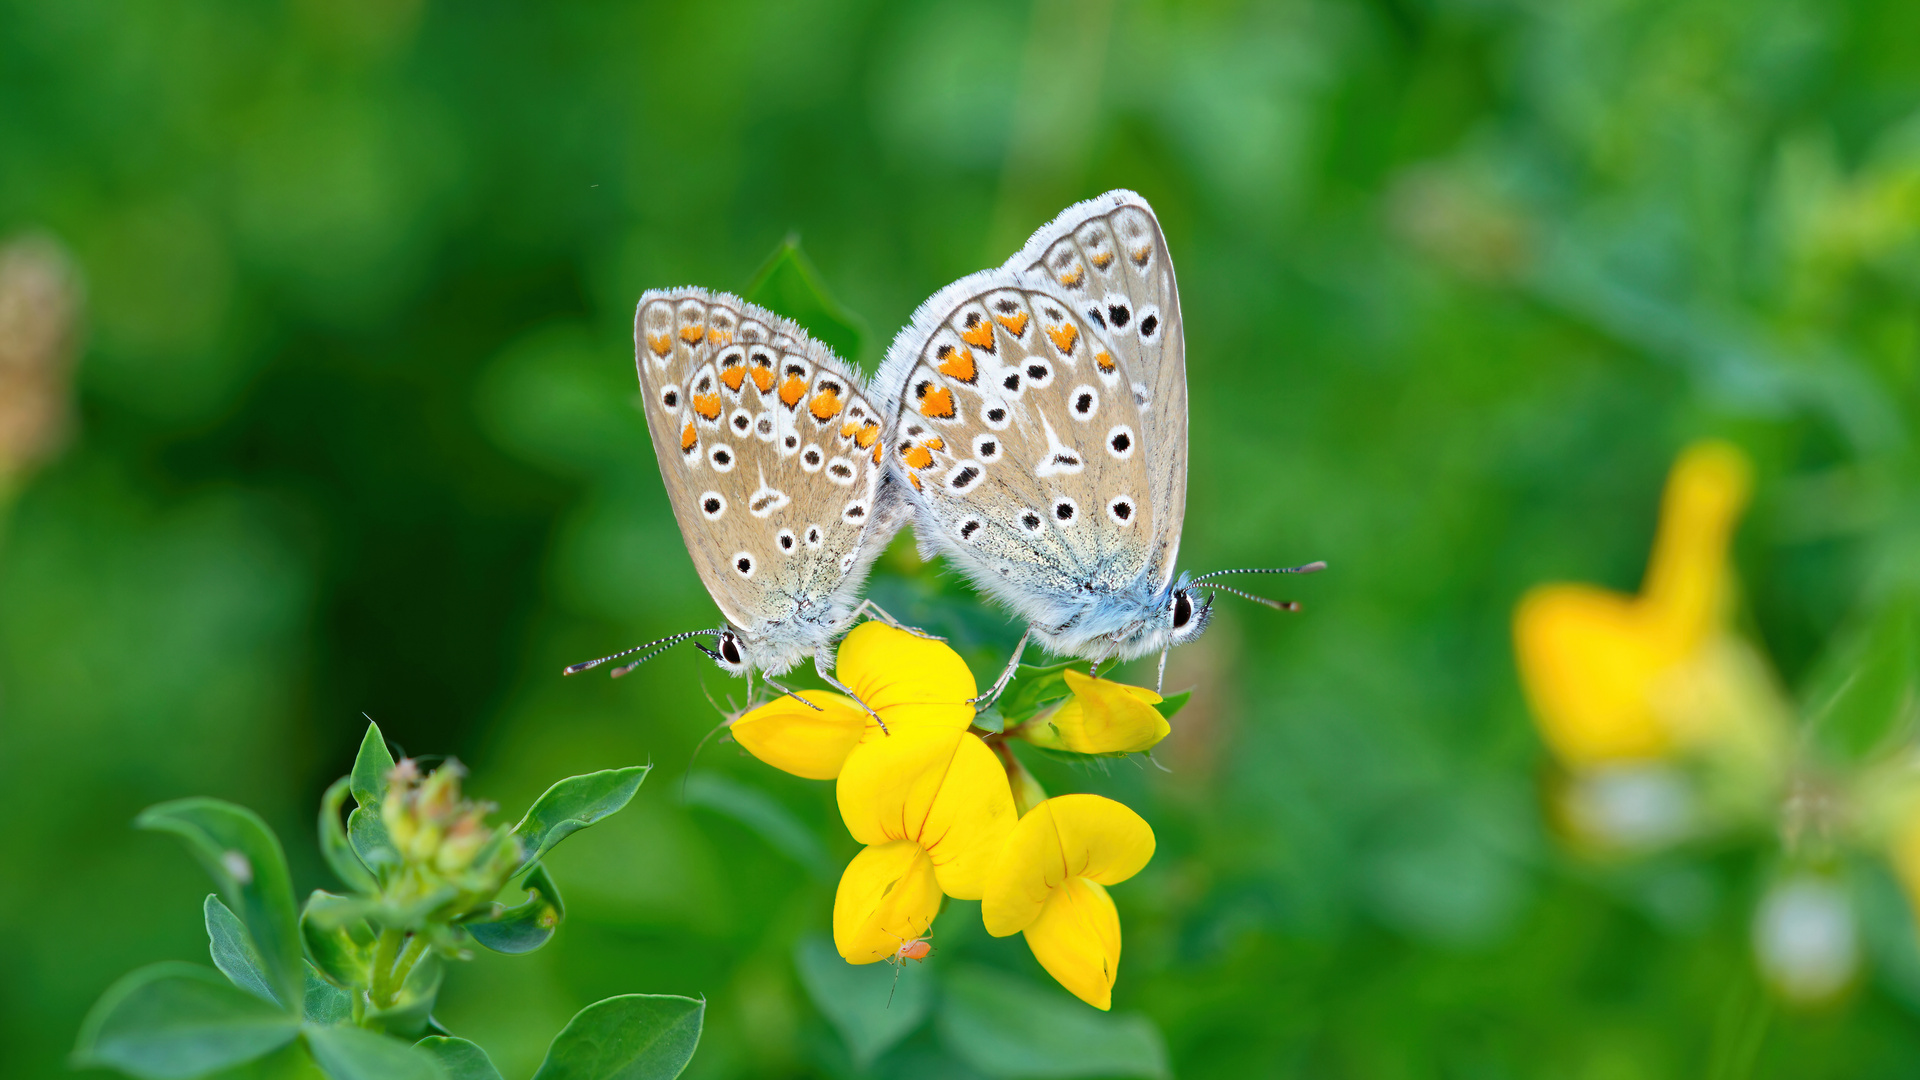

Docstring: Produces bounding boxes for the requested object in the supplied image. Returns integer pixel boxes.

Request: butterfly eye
[1171,591,1192,629]
[719,633,745,666]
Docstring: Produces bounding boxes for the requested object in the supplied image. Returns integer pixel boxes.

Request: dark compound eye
[721,636,743,663]
[1172,592,1193,628]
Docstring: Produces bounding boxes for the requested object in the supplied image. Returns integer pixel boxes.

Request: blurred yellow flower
[1014,669,1171,755]
[731,622,976,779]
[983,794,1155,1010]
[833,727,1016,963]
[1514,440,1753,767]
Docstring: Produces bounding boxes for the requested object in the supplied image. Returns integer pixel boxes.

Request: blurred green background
[4,0,1920,1076]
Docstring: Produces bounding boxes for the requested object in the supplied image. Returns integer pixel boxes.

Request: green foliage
[937,966,1168,1080]
[73,963,301,1079]
[416,1037,506,1080]
[793,937,931,1069]
[303,1024,446,1080]
[463,864,565,955]
[529,995,704,1080]
[512,766,651,869]
[743,237,866,366]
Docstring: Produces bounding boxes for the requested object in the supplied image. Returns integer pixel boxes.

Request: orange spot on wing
[918,387,955,419]
[1091,251,1114,269]
[1057,266,1084,288]
[938,346,976,383]
[854,421,880,449]
[922,436,944,452]
[680,422,698,452]
[707,327,732,346]
[960,322,996,351]
[902,445,934,470]
[809,388,843,421]
[1095,350,1115,372]
[719,365,747,391]
[779,375,808,408]
[872,444,882,465]
[908,472,922,491]
[1131,245,1151,266]
[994,312,1029,337]
[750,361,775,393]
[646,332,673,358]
[1046,322,1079,356]
[679,324,705,344]
[691,393,722,421]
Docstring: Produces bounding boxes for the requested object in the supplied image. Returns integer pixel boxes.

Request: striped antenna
[563,628,719,677]
[1189,560,1326,583]
[1200,583,1301,612]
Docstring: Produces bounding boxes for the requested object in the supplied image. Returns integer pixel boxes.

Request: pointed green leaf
[1151,690,1191,722]
[530,994,704,1080]
[996,662,1080,724]
[304,1024,447,1080]
[350,722,397,807]
[513,766,650,868]
[347,807,399,879]
[936,965,1168,1079]
[793,937,930,1070]
[416,1037,505,1080]
[74,962,301,1080]
[301,891,375,990]
[303,965,354,1027]
[206,895,280,1007]
[139,799,304,1011]
[1804,597,1919,760]
[320,778,378,894]
[464,863,565,954]
[743,236,865,364]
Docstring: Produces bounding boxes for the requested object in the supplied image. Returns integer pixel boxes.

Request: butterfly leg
[761,674,826,713]
[1156,647,1170,693]
[968,628,1031,710]
[814,646,890,735]
[850,598,946,643]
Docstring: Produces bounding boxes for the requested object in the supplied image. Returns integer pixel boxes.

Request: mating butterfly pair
[568,191,1322,706]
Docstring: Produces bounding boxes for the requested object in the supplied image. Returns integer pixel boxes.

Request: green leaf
[997,661,1081,724]
[792,936,930,1070]
[350,721,397,807]
[464,862,565,954]
[320,778,378,894]
[364,953,444,1040]
[303,965,354,1027]
[301,891,375,990]
[347,806,399,879]
[683,773,832,881]
[513,766,650,868]
[1151,690,1191,722]
[74,962,302,1080]
[1804,597,1919,760]
[200,1038,330,1080]
[936,965,1169,1079]
[138,799,305,1011]
[530,994,704,1080]
[304,1024,447,1080]
[742,235,865,364]
[206,895,279,1006]
[415,1037,505,1080]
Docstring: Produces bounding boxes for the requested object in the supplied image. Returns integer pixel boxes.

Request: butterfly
[565,289,909,709]
[877,190,1323,701]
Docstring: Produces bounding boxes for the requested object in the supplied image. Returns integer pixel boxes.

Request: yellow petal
[1019,670,1169,754]
[836,727,1016,899]
[832,840,943,964]
[1023,877,1121,1010]
[1513,584,1674,765]
[731,691,869,780]
[836,621,977,731]
[983,794,1155,937]
[1642,440,1751,648]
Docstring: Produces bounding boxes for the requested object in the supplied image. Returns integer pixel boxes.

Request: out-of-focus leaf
[529,994,704,1080]
[743,236,865,364]
[201,1038,329,1079]
[319,778,378,894]
[997,662,1079,724]
[683,773,832,881]
[792,936,930,1070]
[301,891,375,990]
[415,1037,504,1080]
[303,1024,447,1080]
[138,799,305,1011]
[350,721,396,807]
[1151,690,1191,722]
[1804,597,1919,761]
[74,962,301,1080]
[206,895,279,1007]
[303,965,353,1027]
[464,862,565,954]
[364,954,443,1040]
[936,965,1168,1079]
[347,807,398,879]
[513,766,650,868]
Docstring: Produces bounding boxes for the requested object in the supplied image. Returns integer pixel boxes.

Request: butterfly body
[878,192,1219,668]
[627,288,902,680]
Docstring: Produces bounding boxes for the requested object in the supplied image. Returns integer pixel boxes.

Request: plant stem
[369,927,404,1009]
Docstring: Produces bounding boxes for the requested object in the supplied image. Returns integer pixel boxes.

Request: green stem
[368,927,404,1009]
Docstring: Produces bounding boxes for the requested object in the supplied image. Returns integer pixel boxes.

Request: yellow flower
[731,622,976,779]
[982,794,1155,1010]
[1014,670,1171,755]
[1513,440,1753,767]
[833,727,1017,963]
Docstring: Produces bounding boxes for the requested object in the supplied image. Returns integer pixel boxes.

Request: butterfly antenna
[562,628,719,677]
[1190,560,1327,583]
[1202,583,1302,612]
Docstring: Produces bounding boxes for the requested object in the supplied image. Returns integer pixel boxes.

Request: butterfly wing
[878,269,1156,632]
[635,289,893,647]
[1007,191,1187,587]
